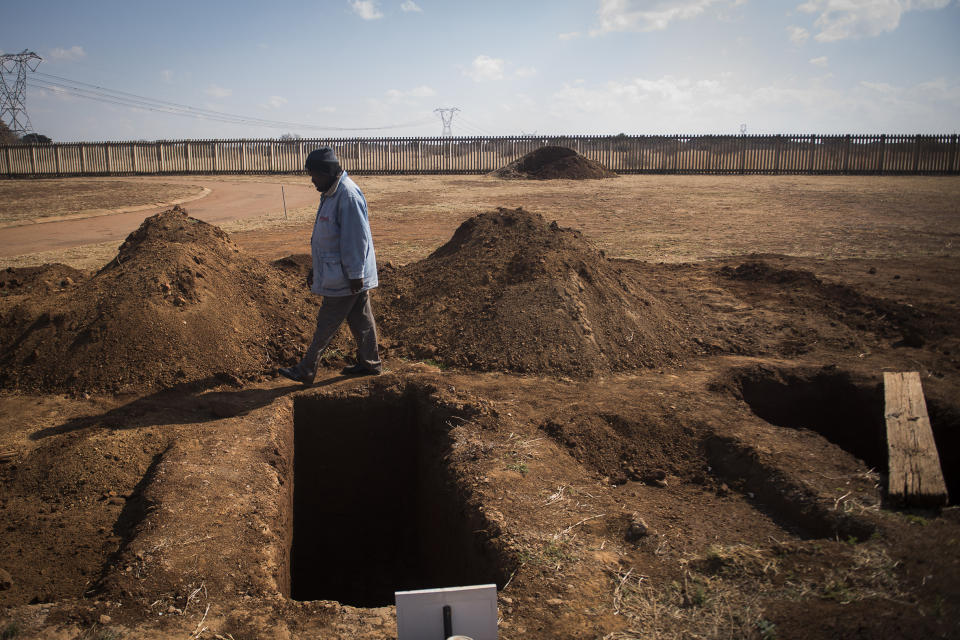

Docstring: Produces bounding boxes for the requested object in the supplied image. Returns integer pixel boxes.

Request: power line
[457,114,497,136]
[1,50,42,136]
[27,71,434,133]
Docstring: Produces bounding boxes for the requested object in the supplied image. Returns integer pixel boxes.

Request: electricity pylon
[434,107,459,136]
[0,50,42,136]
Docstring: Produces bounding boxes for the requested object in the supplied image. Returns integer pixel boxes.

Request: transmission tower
[434,107,459,136]
[0,50,42,137]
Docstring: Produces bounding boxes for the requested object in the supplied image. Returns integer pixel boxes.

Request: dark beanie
[305,147,341,175]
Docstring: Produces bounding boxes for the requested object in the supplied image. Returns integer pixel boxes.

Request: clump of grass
[422,358,448,370]
[505,461,528,474]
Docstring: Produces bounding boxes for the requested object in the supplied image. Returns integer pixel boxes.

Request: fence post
[843,135,851,174]
[241,143,247,172]
[808,134,816,174]
[29,145,37,174]
[106,144,112,175]
[738,134,746,175]
[877,134,886,175]
[54,145,61,175]
[774,136,782,174]
[912,134,922,173]
[4,146,11,177]
[949,134,958,174]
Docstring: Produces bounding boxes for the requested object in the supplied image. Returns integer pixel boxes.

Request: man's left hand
[349,278,363,294]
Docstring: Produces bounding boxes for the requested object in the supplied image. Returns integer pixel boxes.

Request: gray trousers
[297,291,381,379]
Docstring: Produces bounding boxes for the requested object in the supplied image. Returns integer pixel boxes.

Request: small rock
[546,598,563,607]
[500,596,514,605]
[0,568,13,590]
[61,277,73,287]
[99,614,111,624]
[108,497,125,506]
[644,469,668,488]
[626,515,650,541]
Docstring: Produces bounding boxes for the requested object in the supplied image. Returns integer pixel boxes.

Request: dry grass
[605,541,904,640]
[0,179,205,224]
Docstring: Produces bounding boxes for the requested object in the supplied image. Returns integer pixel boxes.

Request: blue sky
[2,0,958,141]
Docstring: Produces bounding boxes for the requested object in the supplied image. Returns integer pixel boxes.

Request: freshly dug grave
[376,207,691,376]
[491,145,617,180]
[0,206,329,393]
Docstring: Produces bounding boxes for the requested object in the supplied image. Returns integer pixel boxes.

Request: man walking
[279,147,382,383]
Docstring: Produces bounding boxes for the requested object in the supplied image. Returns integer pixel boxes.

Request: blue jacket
[310,171,378,296]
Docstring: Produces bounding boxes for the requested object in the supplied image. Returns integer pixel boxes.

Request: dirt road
[0,176,319,257]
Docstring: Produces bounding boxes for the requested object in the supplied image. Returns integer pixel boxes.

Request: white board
[395,584,498,640]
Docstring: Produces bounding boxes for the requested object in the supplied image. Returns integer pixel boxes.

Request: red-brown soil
[0,206,353,394]
[0,177,959,640]
[376,207,689,375]
[492,145,617,180]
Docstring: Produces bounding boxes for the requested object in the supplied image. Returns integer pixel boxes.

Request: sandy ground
[2,174,958,270]
[1,174,959,640]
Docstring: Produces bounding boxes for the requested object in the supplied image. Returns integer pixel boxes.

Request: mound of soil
[491,145,617,180]
[0,206,323,393]
[376,207,690,376]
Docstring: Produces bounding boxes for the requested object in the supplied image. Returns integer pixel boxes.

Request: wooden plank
[884,371,949,507]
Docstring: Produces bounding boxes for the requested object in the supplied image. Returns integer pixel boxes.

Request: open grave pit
[289,387,515,607]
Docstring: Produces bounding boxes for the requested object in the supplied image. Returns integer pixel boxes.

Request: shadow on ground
[30,374,346,440]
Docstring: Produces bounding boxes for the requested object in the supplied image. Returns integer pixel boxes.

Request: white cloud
[161,69,174,83]
[797,0,952,42]
[205,85,232,98]
[590,0,743,35]
[787,25,810,44]
[516,66,538,78]
[558,31,582,40]
[464,55,505,82]
[400,0,422,12]
[49,46,86,61]
[317,106,337,113]
[810,55,829,66]
[386,85,437,102]
[547,71,960,134]
[350,0,384,20]
[264,95,288,108]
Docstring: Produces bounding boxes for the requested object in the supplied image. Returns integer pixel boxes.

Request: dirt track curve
[0,177,318,257]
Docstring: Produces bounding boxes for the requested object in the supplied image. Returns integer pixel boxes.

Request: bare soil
[0,179,205,225]
[0,175,959,640]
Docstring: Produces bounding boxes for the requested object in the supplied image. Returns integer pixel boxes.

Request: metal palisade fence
[2,134,959,177]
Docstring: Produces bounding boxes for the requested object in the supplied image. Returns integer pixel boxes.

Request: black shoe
[340,364,382,376]
[278,366,311,385]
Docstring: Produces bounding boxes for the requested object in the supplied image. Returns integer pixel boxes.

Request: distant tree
[0,121,18,145]
[280,132,302,141]
[21,133,52,144]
